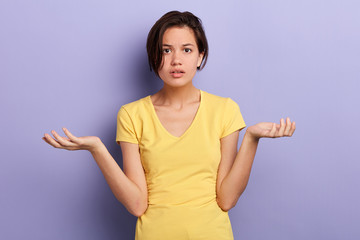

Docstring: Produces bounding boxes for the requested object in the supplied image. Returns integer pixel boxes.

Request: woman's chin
[163,79,193,88]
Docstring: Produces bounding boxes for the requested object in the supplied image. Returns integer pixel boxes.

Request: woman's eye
[184,48,192,53]
[163,49,171,54]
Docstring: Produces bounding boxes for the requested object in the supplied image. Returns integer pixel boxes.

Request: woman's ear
[197,51,204,69]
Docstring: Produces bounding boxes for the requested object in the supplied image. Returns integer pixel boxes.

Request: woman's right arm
[43,128,148,217]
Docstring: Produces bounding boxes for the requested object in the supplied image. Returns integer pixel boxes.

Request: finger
[269,122,277,137]
[289,121,296,136]
[43,133,62,148]
[61,136,71,141]
[44,136,68,146]
[51,130,73,147]
[42,136,52,145]
[62,128,80,143]
[283,117,292,136]
[277,118,285,137]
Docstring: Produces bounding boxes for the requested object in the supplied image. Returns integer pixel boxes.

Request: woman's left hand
[246,117,296,140]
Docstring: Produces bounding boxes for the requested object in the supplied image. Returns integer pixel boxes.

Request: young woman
[43,11,295,240]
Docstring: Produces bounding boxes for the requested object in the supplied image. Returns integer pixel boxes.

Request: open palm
[42,128,101,152]
[247,117,296,140]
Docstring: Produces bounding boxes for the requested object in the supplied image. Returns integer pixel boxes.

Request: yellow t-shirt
[116,90,246,240]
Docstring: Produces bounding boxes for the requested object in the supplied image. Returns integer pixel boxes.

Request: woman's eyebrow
[162,43,195,47]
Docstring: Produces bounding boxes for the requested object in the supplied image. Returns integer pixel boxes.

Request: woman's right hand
[42,128,102,153]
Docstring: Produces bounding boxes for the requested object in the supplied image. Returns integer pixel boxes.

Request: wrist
[245,128,260,143]
[89,137,104,154]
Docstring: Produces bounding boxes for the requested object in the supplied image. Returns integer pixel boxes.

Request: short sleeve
[116,106,139,144]
[220,98,246,138]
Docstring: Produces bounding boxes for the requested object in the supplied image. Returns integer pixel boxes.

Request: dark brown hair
[146,11,209,76]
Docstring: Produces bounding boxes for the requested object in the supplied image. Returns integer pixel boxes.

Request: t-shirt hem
[221,124,246,139]
[116,137,139,145]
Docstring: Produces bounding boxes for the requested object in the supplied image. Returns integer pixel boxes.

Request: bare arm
[216,130,258,211]
[43,128,148,217]
[216,117,296,211]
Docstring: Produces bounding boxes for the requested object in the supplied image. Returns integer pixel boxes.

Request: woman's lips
[170,70,185,78]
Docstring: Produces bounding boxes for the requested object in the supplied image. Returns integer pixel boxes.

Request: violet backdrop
[1,0,359,239]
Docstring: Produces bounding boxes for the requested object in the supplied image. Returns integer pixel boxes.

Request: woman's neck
[152,84,200,108]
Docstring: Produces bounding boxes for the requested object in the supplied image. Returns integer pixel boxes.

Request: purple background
[1,0,359,239]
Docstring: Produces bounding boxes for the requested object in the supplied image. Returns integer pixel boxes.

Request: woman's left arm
[216,117,296,211]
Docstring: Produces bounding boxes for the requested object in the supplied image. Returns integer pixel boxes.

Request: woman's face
[158,26,204,88]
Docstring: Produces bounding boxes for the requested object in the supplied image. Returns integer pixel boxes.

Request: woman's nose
[171,51,182,65]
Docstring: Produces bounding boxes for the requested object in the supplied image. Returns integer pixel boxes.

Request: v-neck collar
[147,90,203,140]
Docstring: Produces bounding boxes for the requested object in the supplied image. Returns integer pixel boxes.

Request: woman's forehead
[162,26,196,45]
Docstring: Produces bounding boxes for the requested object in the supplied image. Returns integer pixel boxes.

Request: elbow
[115,190,148,217]
[128,200,148,217]
[216,197,236,212]
[115,196,148,217]
[131,207,147,217]
[222,202,236,212]
[217,189,246,212]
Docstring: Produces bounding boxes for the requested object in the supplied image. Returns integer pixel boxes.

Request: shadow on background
[96,49,161,239]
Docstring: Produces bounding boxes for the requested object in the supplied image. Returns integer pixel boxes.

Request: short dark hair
[146,11,209,76]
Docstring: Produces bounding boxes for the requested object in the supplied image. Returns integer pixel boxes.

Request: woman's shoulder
[121,95,150,110]
[117,95,153,120]
[202,90,238,107]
